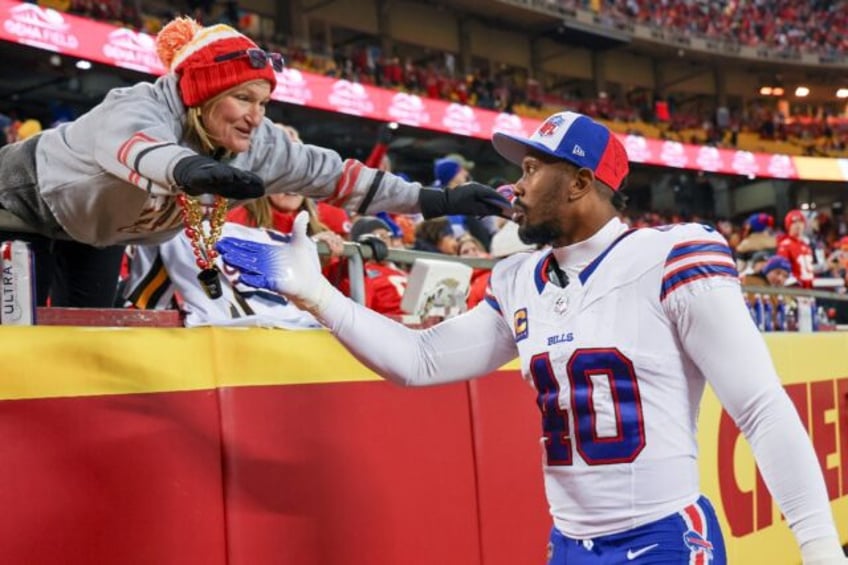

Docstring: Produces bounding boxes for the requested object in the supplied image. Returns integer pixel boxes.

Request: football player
[216,112,846,565]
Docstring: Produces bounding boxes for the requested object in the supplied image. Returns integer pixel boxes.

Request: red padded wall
[0,391,227,565]
[1,328,846,564]
[468,372,551,565]
[219,380,484,565]
[0,369,556,564]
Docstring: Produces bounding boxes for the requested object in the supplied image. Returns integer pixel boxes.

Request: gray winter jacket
[0,74,420,246]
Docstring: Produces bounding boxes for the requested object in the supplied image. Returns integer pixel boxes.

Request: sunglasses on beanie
[214,48,284,72]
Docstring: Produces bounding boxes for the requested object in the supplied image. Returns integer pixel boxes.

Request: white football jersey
[485,220,739,537]
[124,222,322,329]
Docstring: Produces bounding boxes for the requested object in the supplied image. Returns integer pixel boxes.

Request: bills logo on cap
[538,115,564,137]
[492,111,630,192]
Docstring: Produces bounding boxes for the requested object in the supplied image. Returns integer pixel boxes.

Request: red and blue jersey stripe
[661,240,737,301]
[483,281,502,314]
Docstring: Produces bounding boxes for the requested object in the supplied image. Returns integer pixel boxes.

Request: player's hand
[418,182,512,219]
[800,537,848,565]
[802,555,848,565]
[216,211,334,313]
[173,155,265,200]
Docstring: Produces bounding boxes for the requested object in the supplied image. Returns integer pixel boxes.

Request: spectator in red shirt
[339,216,409,316]
[777,209,815,288]
[456,233,491,308]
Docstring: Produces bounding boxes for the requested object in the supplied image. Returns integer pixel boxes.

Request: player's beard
[518,217,562,246]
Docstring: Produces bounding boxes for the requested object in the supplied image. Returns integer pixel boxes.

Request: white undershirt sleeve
[316,291,519,387]
[674,285,839,548]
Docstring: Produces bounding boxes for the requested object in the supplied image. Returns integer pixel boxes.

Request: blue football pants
[546,496,727,564]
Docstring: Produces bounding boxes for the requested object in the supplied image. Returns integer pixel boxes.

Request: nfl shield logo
[538,115,564,137]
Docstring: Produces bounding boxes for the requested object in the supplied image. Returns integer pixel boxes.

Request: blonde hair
[185,105,217,154]
[457,233,486,255]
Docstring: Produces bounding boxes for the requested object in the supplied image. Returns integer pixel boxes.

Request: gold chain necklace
[176,192,228,299]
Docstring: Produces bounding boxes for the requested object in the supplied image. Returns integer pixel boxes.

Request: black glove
[357,234,389,262]
[418,182,512,219]
[173,155,265,200]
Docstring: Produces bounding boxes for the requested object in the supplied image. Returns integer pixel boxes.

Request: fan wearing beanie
[0,16,509,308]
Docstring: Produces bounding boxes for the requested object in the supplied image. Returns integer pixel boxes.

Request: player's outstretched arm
[674,286,846,564]
[217,212,517,385]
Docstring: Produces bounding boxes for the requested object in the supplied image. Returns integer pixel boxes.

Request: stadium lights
[795,86,810,97]
[837,88,848,99]
[75,60,92,70]
[759,85,785,97]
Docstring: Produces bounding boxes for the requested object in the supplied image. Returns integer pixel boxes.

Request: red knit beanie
[156,17,278,108]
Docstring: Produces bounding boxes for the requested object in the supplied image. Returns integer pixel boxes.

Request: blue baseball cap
[433,158,462,187]
[746,212,773,233]
[762,255,791,276]
[492,111,629,191]
[376,211,403,239]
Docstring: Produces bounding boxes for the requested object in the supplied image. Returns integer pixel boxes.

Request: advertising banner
[2,0,846,182]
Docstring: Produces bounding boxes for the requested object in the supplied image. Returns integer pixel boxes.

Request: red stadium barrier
[0,327,844,564]
[35,307,183,326]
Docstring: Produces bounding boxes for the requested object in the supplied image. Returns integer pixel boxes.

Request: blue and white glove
[215,211,336,314]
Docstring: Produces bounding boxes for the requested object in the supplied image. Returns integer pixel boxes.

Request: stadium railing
[2,208,846,328]
[0,208,491,316]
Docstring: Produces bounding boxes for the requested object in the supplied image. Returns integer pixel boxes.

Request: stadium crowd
[1,112,845,323]
[16,0,848,159]
[601,0,848,58]
[115,139,848,326]
[1,11,845,564]
[3,2,847,325]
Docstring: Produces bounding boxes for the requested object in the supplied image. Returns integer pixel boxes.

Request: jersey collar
[532,218,633,294]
